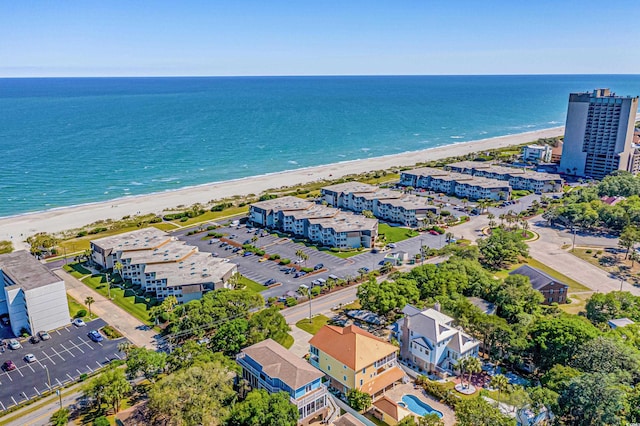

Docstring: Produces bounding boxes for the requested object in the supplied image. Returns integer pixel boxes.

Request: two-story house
[509,265,569,304]
[396,305,480,376]
[309,325,405,400]
[237,339,330,425]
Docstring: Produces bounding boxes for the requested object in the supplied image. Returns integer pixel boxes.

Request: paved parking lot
[0,319,127,411]
[174,222,446,299]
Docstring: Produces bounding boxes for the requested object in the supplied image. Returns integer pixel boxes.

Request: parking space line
[58,344,73,358]
[96,360,102,368]
[15,368,23,377]
[11,396,17,406]
[55,329,61,335]
[77,369,83,376]
[0,401,5,411]
[5,372,12,382]
[56,378,62,386]
[113,352,121,359]
[67,373,74,381]
[33,387,40,396]
[77,336,93,349]
[69,340,85,354]
[86,364,93,372]
[41,350,56,365]
[26,363,35,373]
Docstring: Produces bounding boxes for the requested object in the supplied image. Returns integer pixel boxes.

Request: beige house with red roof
[309,325,405,399]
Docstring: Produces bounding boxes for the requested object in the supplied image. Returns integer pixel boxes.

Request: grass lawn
[152,222,181,231]
[361,173,400,185]
[571,247,640,286]
[274,333,294,349]
[63,263,92,279]
[67,294,95,319]
[296,315,331,335]
[240,275,265,293]
[559,291,593,315]
[325,249,366,259]
[378,223,415,244]
[81,274,154,325]
[57,225,144,253]
[170,206,249,227]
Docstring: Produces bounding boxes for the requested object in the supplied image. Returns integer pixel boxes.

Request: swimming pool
[400,394,443,418]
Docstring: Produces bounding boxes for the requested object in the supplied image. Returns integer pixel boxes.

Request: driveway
[55,270,161,349]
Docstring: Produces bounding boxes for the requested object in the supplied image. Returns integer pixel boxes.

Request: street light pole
[56,389,62,410]
[44,365,51,390]
[106,272,111,299]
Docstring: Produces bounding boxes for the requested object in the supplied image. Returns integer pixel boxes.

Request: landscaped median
[295,314,331,335]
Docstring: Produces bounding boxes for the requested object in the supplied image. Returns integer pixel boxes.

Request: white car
[24,354,36,363]
[72,318,86,327]
[8,339,21,350]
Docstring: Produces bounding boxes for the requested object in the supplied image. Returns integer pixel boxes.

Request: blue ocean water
[1,75,640,218]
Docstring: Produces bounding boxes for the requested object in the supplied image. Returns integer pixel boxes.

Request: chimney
[434,302,441,312]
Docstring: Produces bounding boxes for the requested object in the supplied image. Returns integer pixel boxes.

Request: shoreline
[0,126,564,248]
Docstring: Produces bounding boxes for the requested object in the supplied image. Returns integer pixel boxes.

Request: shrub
[421,380,450,401]
[79,373,88,381]
[180,217,189,222]
[88,227,108,235]
[280,259,291,265]
[93,416,110,426]
[101,325,123,339]
[586,249,592,254]
[256,249,265,256]
[150,216,163,223]
[76,231,88,237]
[160,312,170,322]
[439,210,452,216]
[285,297,297,307]
[301,267,313,273]
[206,225,218,231]
[269,254,281,260]
[258,194,278,201]
[76,309,87,318]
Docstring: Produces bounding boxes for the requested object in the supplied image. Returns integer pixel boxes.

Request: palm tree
[295,249,305,265]
[84,296,95,318]
[251,235,258,245]
[464,357,482,389]
[114,261,124,281]
[490,374,509,407]
[117,342,133,357]
[445,232,454,243]
[454,357,469,388]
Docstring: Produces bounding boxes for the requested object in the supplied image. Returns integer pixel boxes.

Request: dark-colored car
[294,271,307,278]
[264,279,276,286]
[88,330,104,343]
[243,251,253,257]
[313,263,324,270]
[2,360,16,371]
[429,230,439,235]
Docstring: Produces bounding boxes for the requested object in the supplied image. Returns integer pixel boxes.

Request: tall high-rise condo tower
[560,88,638,179]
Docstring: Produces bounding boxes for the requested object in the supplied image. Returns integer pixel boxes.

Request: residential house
[309,325,405,399]
[396,305,480,376]
[371,396,412,425]
[237,339,330,424]
[509,265,569,304]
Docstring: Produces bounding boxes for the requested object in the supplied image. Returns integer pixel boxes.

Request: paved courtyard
[383,382,456,426]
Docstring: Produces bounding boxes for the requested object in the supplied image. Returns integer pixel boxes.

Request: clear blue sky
[1,1,638,77]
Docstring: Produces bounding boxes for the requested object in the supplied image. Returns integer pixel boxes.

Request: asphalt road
[0,318,127,412]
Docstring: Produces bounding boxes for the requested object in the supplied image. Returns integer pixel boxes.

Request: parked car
[8,339,21,350]
[258,257,267,262]
[211,252,219,257]
[72,318,86,327]
[243,239,252,245]
[0,316,9,326]
[24,354,36,363]
[2,360,16,371]
[264,279,276,286]
[428,230,439,235]
[313,263,324,270]
[243,251,253,257]
[88,330,104,343]
[232,247,241,253]
[38,331,51,341]
[294,271,307,278]
[29,335,40,344]
[387,243,396,249]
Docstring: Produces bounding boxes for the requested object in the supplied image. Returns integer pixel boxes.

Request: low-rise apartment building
[249,196,378,248]
[237,339,330,424]
[91,228,237,303]
[321,182,438,227]
[446,161,563,192]
[400,167,511,200]
[396,304,480,376]
[309,325,406,400]
[522,144,553,163]
[0,251,70,337]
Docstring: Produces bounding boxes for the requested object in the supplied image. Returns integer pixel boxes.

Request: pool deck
[383,383,456,425]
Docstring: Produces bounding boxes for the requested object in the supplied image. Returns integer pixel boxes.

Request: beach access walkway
[55,269,160,349]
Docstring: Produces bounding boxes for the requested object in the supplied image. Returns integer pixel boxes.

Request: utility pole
[56,389,62,410]
[106,273,111,299]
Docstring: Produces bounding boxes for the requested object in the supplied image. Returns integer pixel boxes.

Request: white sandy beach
[0,127,564,249]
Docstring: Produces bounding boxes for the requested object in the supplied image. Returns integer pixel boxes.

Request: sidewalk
[55,269,160,349]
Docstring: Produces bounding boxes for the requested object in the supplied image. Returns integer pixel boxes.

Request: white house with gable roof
[395,304,479,375]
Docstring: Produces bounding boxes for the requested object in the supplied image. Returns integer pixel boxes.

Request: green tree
[125,347,167,381]
[225,389,298,426]
[540,364,582,393]
[114,261,124,279]
[570,336,640,377]
[166,341,239,373]
[247,306,290,346]
[477,229,529,269]
[456,356,482,390]
[527,386,559,416]
[529,315,600,370]
[92,416,110,426]
[84,296,95,318]
[83,367,132,413]
[148,361,236,426]
[346,388,372,411]
[362,209,375,218]
[211,318,250,356]
[357,278,420,316]
[455,397,515,426]
[494,274,544,323]
[50,408,70,426]
[619,225,640,259]
[490,374,509,406]
[558,373,626,426]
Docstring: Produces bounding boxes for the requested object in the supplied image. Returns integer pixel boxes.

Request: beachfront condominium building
[321,182,438,227]
[396,304,480,377]
[0,251,70,337]
[560,88,639,179]
[446,161,563,193]
[249,196,378,248]
[237,339,331,424]
[522,144,553,163]
[399,167,512,200]
[91,228,237,303]
[309,324,406,399]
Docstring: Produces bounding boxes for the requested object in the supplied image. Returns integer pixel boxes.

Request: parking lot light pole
[56,389,62,410]
[106,273,111,299]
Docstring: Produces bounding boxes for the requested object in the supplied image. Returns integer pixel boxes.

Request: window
[328,365,331,371]
[362,368,366,374]
[360,379,363,386]
[343,376,347,382]
[548,297,553,303]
